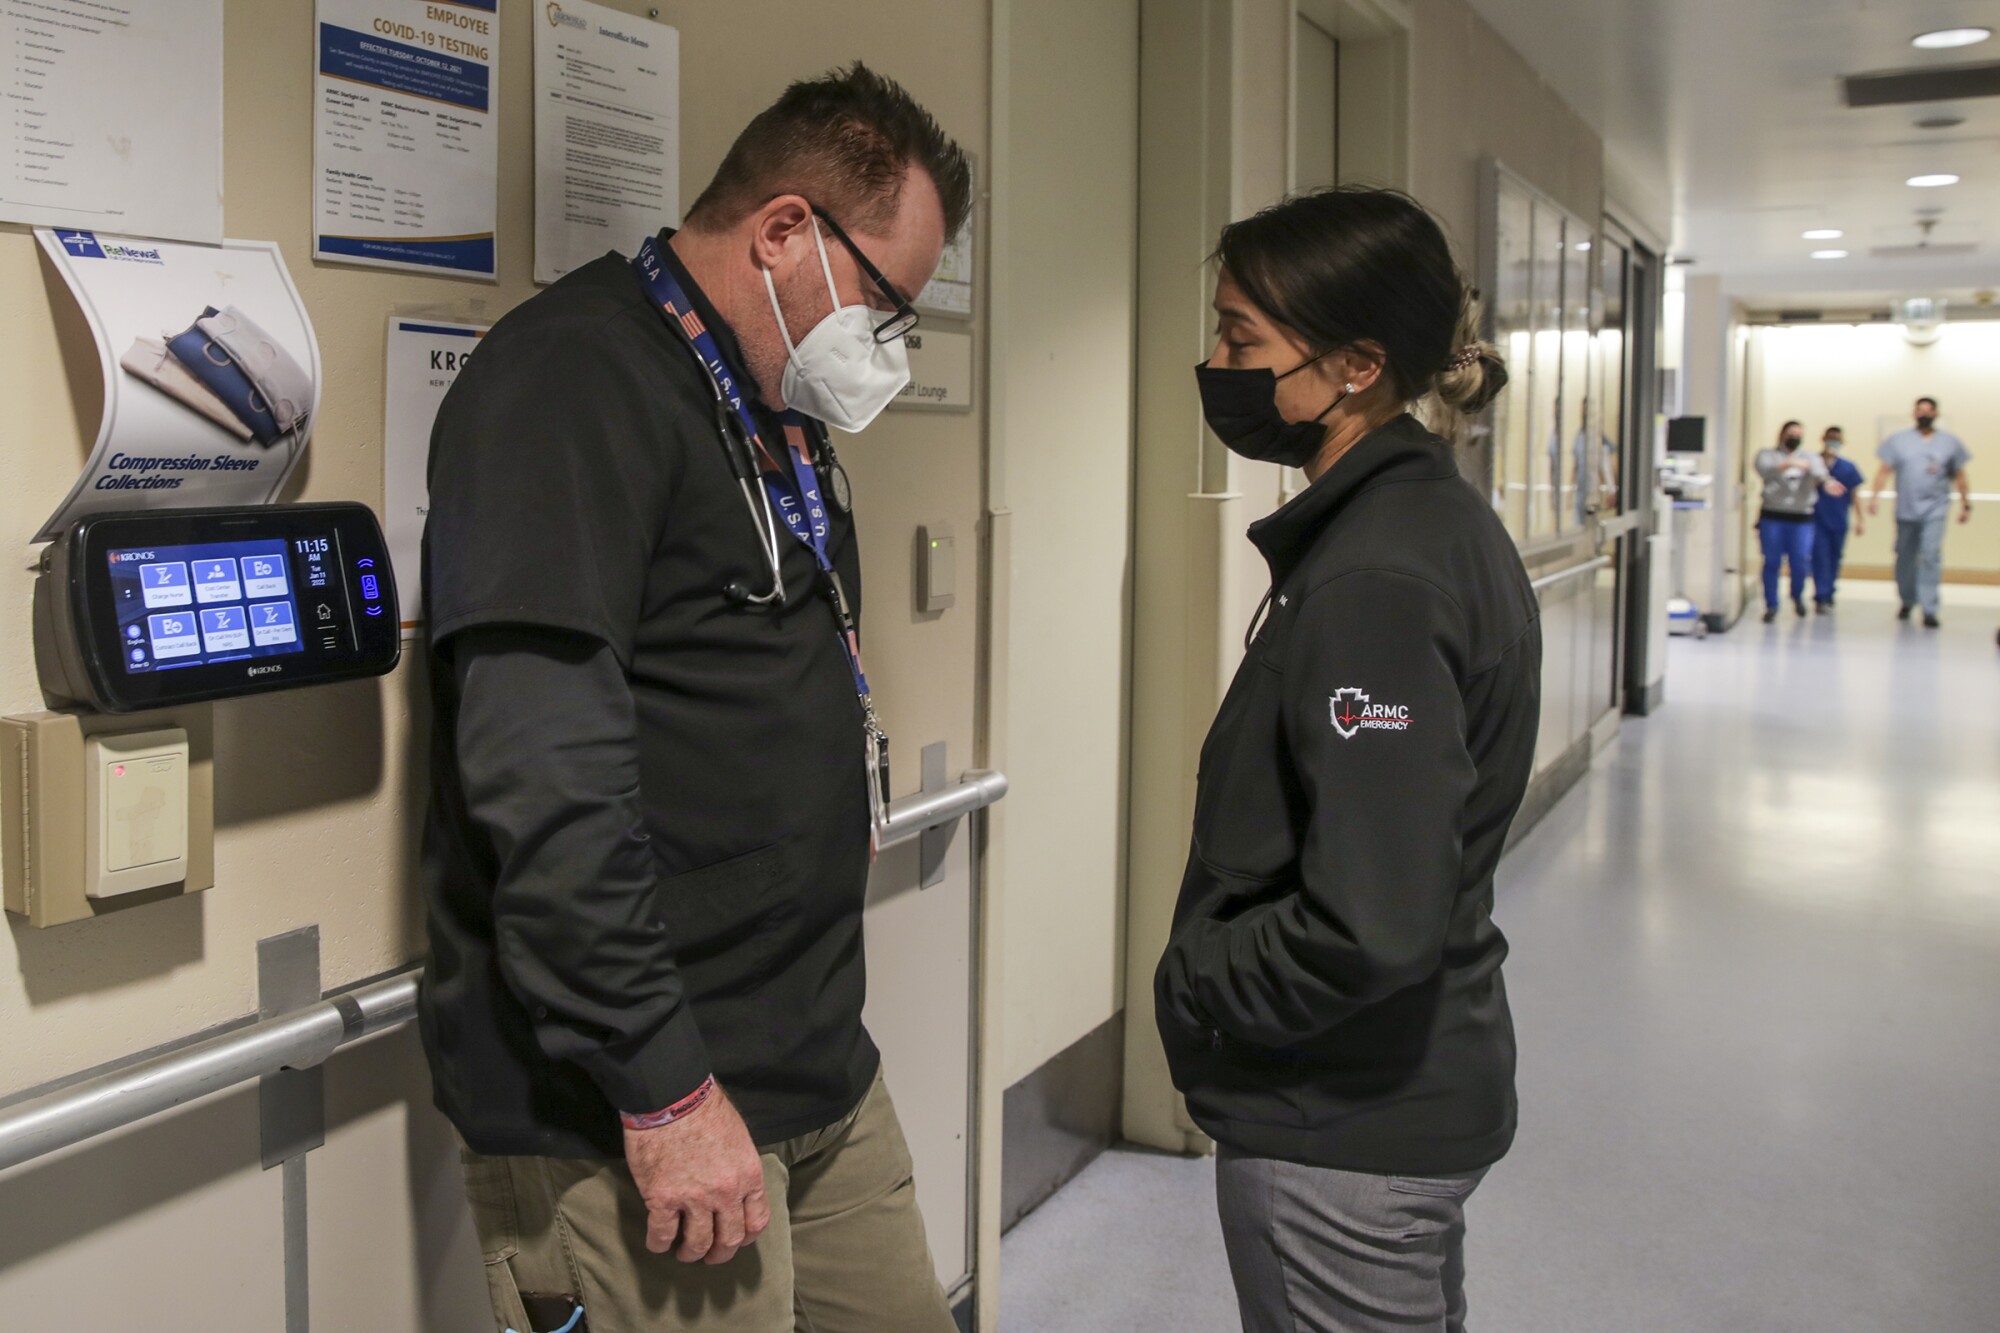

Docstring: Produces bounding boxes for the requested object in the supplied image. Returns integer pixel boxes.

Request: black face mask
[1917,414,1937,431]
[1782,436,1802,450]
[1195,353,1348,468]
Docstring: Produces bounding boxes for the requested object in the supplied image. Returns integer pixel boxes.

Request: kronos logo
[546,2,587,29]
[247,664,285,677]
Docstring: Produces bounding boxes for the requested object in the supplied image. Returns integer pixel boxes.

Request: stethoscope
[661,315,852,610]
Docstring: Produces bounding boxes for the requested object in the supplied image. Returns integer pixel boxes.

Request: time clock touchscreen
[109,539,309,674]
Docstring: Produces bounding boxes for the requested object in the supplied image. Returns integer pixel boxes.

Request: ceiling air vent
[1870,243,1979,259]
[1844,62,2000,107]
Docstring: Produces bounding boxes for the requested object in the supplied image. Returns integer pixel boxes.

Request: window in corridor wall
[1593,233,1631,520]
[1489,181,1534,536]
[1559,220,1594,531]
[1480,160,1601,548]
[1527,203,1565,540]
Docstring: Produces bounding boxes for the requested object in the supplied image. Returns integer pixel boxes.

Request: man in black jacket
[418,66,969,1332]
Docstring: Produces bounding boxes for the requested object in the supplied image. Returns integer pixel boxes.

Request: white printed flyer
[313,0,500,278]
[534,0,680,284]
[0,0,224,244]
[34,229,321,543]
[917,220,974,319]
[382,315,487,634]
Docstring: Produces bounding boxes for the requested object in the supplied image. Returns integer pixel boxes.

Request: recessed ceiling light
[1574,241,1593,252]
[1811,250,1850,260]
[1803,229,1844,240]
[1907,173,1961,188]
[1912,27,1992,49]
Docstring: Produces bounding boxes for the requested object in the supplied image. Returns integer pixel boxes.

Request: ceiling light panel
[1913,28,1993,50]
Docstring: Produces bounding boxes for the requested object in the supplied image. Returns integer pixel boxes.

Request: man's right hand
[624,1086,772,1265]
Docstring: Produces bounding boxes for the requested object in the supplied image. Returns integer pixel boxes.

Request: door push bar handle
[877,769,1009,851]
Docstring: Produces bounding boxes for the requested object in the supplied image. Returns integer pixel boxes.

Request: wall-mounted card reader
[35,503,400,713]
[4,707,215,928]
[87,728,189,899]
[918,523,956,614]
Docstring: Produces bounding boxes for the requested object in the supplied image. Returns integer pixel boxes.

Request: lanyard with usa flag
[631,235,893,847]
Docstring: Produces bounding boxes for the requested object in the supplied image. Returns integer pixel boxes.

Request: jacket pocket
[650,839,799,980]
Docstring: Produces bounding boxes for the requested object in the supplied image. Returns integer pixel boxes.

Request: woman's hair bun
[1434,291,1508,417]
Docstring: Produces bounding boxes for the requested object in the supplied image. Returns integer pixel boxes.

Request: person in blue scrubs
[1811,425,1865,612]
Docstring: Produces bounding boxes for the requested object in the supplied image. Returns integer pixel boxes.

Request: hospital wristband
[620,1076,717,1131]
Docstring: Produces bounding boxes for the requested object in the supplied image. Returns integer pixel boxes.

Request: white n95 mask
[763,220,910,433]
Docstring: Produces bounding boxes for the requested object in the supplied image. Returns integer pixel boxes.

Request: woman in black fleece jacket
[1156,187,1540,1333]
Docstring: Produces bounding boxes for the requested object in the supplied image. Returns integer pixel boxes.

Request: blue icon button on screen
[241,553,290,599]
[201,607,251,653]
[193,559,243,603]
[250,601,299,647]
[140,562,192,610]
[147,613,201,660]
[359,573,381,601]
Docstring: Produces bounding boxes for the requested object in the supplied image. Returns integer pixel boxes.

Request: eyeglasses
[811,206,921,344]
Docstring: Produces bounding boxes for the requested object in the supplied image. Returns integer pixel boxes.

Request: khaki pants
[462,1068,955,1332]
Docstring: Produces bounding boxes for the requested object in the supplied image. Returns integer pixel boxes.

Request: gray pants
[1894,515,1947,617]
[1216,1148,1488,1332]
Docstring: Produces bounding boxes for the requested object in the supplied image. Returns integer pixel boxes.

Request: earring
[1345,383,1356,394]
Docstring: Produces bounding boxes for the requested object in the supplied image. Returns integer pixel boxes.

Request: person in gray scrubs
[1868,396,1973,628]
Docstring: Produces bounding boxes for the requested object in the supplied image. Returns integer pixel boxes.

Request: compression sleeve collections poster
[313,0,499,279]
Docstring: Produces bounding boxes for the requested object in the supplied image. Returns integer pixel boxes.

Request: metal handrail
[0,971,417,1174]
[0,771,1008,1174]
[1529,555,1612,593]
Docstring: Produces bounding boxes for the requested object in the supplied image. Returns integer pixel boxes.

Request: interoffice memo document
[0,0,223,243]
[313,0,499,279]
[533,0,679,285]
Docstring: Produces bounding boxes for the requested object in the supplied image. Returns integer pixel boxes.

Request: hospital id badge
[865,725,893,854]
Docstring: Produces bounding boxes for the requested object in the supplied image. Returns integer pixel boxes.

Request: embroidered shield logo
[1330,688,1368,740]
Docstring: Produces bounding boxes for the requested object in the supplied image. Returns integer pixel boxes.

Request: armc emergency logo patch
[1329,687,1412,739]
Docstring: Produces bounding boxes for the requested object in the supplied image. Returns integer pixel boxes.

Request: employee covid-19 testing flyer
[313,0,499,279]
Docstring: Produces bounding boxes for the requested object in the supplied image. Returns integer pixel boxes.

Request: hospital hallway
[1000,580,2000,1333]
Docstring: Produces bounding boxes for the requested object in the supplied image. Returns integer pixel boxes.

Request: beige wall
[1409,0,1604,267]
[989,0,1140,1091]
[0,2,991,1328]
[1748,322,1999,580]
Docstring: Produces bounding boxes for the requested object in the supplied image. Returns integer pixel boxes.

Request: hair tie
[1447,345,1482,372]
